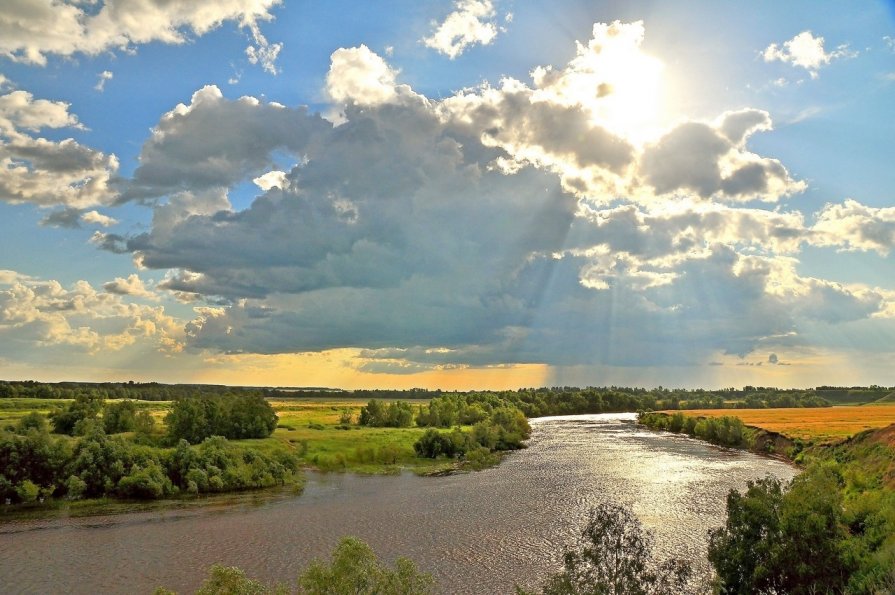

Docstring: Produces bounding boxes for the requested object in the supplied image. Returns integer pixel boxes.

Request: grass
[672,405,895,443]
[1,396,463,476]
[243,398,460,475]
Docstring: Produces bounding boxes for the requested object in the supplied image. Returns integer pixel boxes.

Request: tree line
[1,393,286,505]
[7,380,881,407]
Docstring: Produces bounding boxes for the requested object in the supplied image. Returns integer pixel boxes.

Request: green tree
[16,411,48,434]
[708,467,853,595]
[50,392,104,435]
[104,400,138,434]
[532,502,691,595]
[194,564,281,595]
[298,536,435,594]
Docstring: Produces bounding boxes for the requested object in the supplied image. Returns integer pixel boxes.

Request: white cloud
[103,274,158,300]
[763,31,856,78]
[811,199,895,255]
[0,86,119,208]
[423,0,500,59]
[94,70,113,92]
[81,210,118,227]
[0,273,181,355]
[325,45,422,107]
[0,0,283,67]
[0,90,81,134]
[244,20,282,75]
[252,170,288,191]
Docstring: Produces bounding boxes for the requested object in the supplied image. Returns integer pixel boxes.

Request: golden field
[675,405,895,442]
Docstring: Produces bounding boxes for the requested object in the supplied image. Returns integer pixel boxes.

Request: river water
[0,414,797,594]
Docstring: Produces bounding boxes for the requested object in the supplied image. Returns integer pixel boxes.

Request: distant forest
[2,380,893,409]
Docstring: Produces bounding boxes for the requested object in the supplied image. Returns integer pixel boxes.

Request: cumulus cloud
[811,199,895,255]
[763,31,856,78]
[0,272,181,355]
[326,45,422,107]
[81,210,118,227]
[640,111,804,202]
[92,23,892,372]
[103,274,158,300]
[89,231,129,254]
[423,0,501,59]
[0,87,119,208]
[124,85,329,201]
[0,0,283,67]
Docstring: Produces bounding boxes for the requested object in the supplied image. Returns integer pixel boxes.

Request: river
[0,413,797,594]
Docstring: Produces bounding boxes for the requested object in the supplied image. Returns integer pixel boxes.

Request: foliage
[638,412,750,449]
[298,536,435,594]
[49,392,104,435]
[358,399,414,428]
[15,411,48,434]
[195,565,281,595]
[528,502,691,595]
[166,395,278,444]
[104,400,138,434]
[708,468,853,594]
[0,422,299,504]
[412,404,530,460]
[2,380,844,412]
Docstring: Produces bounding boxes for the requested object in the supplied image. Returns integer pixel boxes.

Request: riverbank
[637,409,895,590]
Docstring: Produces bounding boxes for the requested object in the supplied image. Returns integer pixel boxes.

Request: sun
[532,20,668,143]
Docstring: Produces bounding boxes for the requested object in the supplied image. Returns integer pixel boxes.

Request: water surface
[0,414,797,594]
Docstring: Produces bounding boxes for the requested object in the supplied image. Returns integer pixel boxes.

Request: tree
[50,392,104,435]
[298,536,435,594]
[708,468,853,595]
[194,565,278,595]
[531,502,691,595]
[104,400,138,434]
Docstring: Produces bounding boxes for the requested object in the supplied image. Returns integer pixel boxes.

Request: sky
[1,0,894,390]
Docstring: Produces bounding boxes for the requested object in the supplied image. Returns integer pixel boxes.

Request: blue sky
[1,0,894,389]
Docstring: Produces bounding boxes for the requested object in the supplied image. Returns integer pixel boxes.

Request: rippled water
[0,414,797,594]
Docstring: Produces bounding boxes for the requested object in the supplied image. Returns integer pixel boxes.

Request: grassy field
[674,405,895,442]
[1,397,461,475]
[244,398,459,475]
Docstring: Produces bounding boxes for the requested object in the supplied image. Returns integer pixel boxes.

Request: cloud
[811,199,895,255]
[423,0,501,59]
[103,274,158,300]
[94,70,113,92]
[92,25,892,372]
[81,210,118,227]
[124,85,329,201]
[639,110,804,202]
[41,206,121,229]
[0,272,181,356]
[0,87,119,208]
[40,207,83,228]
[89,231,129,253]
[244,20,282,75]
[763,31,856,78]
[326,45,422,107]
[0,0,283,67]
